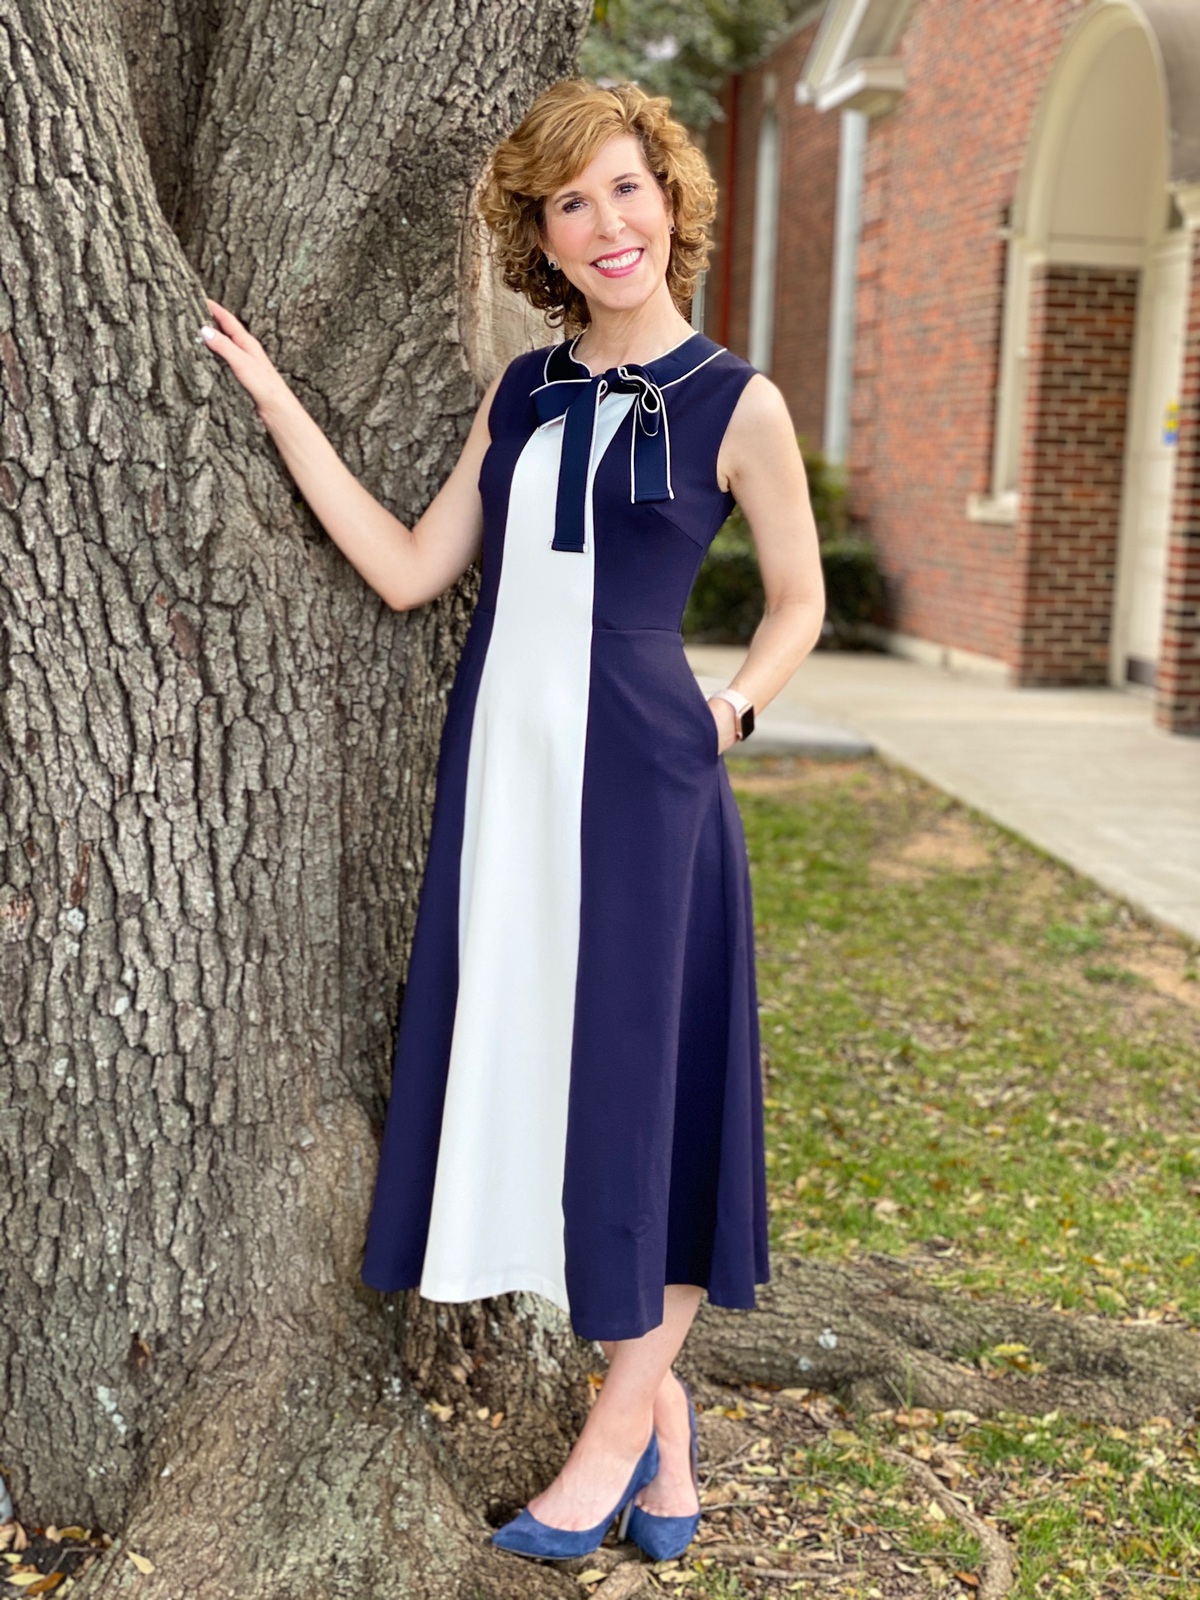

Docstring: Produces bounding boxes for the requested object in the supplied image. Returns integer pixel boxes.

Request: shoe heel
[616,1497,635,1542]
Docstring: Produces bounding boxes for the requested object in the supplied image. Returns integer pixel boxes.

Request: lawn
[649,751,1200,1600]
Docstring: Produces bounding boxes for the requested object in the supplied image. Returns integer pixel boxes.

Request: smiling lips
[592,246,644,278]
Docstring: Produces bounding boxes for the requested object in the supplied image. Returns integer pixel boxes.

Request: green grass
[737,757,1200,1325]
[714,753,1200,1599]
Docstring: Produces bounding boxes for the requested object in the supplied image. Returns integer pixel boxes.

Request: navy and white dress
[360,329,771,1341]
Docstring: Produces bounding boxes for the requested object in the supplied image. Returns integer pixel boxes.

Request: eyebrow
[551,172,641,203]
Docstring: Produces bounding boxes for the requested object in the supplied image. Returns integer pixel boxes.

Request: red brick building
[703,0,1200,737]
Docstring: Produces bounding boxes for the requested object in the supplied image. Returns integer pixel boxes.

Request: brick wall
[843,0,1091,665]
[1158,228,1200,733]
[703,15,835,451]
[710,0,1200,733]
[1013,266,1139,684]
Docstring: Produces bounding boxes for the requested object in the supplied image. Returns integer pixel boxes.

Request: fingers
[203,296,259,352]
[196,312,249,381]
[196,296,286,416]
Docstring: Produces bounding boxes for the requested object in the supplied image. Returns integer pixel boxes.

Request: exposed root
[690,1253,1200,1424]
[878,1444,1017,1599]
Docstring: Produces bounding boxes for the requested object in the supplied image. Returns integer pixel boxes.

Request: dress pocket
[684,670,722,763]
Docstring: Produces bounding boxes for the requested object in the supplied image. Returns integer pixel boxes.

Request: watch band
[713,687,755,740]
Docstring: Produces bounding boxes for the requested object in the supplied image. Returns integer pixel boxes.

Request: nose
[595,197,626,238]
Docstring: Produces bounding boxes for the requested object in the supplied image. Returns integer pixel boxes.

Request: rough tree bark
[0,0,593,1594]
[3,2,1198,1597]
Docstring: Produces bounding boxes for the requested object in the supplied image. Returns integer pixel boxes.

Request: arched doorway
[1003,1,1176,695]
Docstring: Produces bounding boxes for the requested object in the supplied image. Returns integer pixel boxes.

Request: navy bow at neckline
[529,331,718,554]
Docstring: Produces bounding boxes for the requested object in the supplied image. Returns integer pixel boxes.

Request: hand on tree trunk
[198,296,295,424]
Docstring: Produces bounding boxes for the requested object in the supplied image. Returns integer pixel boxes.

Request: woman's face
[540,132,673,316]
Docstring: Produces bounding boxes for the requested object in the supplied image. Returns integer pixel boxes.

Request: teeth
[595,248,641,270]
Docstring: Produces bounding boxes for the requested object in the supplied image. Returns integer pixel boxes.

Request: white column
[749,88,781,374]
[824,106,867,466]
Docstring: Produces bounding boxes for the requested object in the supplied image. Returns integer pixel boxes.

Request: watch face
[742,706,755,738]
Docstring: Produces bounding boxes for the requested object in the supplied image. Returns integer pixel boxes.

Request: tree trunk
[0,0,592,1592]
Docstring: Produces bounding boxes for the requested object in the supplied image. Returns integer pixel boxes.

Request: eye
[616,181,639,195]
[561,198,583,213]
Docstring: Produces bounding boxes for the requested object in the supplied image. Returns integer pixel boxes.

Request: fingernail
[197,324,216,341]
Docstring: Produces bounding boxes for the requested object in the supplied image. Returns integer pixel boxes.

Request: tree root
[70,1309,577,1600]
[60,1251,1198,1599]
[687,1253,1200,1424]
[877,1445,1017,1599]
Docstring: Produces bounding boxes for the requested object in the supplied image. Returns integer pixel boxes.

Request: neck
[573,289,696,373]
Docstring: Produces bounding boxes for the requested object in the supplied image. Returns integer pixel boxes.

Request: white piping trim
[584,380,604,550]
[530,378,592,397]
[659,346,724,390]
[533,336,727,494]
[564,327,704,376]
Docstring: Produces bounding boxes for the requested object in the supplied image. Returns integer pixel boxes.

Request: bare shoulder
[727,372,793,441]
[718,372,795,493]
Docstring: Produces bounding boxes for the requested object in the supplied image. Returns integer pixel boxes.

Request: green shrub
[682,441,886,647]
[820,534,886,635]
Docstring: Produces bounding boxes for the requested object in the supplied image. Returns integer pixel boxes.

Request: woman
[198,77,823,1564]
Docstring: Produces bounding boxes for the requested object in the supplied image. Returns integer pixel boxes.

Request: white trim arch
[1013,1,1169,261]
[971,1,1173,527]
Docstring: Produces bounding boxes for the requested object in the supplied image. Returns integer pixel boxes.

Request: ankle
[582,1404,654,1457]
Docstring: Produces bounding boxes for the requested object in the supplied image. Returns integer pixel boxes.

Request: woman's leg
[526,1284,705,1531]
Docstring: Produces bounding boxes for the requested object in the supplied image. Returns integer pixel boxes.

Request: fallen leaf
[126,1550,155,1574]
[26,1575,65,1596]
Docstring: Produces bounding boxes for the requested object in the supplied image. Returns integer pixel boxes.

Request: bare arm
[708,374,826,751]
[197,297,499,612]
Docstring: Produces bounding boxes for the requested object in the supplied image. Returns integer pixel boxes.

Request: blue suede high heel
[626,1377,702,1562]
[491,1430,659,1561]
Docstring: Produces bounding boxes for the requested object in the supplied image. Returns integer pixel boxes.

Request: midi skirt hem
[362,1270,770,1343]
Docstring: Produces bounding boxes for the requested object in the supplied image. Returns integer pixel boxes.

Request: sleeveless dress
[360,329,771,1341]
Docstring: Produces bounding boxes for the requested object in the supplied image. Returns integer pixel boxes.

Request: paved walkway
[687,643,1200,945]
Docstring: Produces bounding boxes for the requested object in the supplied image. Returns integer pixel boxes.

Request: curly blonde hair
[477,78,718,336]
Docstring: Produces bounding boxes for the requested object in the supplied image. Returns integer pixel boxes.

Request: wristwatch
[712,687,755,741]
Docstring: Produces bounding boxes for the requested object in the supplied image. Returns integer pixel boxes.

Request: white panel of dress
[418,391,637,1311]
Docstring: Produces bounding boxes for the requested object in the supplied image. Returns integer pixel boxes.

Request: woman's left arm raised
[708,374,827,750]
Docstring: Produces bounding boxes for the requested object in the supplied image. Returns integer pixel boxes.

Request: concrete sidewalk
[687,642,1200,945]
